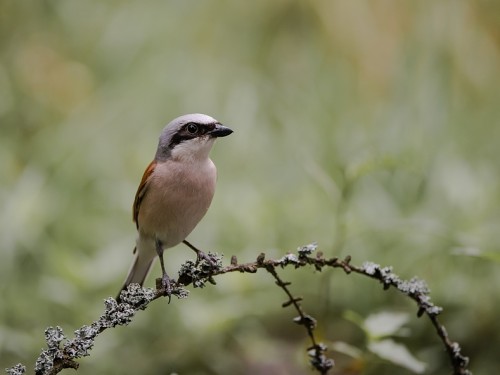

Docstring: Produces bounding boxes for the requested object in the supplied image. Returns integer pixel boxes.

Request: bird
[116,113,233,302]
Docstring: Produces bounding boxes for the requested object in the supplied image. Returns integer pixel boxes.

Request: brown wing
[133,160,157,229]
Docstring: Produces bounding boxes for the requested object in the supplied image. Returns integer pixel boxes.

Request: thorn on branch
[312,251,328,271]
[274,280,291,287]
[341,256,352,273]
[282,297,302,308]
[230,255,238,265]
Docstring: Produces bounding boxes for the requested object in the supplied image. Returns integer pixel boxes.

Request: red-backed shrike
[117,113,232,302]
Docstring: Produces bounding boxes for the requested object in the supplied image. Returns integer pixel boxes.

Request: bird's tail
[116,243,155,303]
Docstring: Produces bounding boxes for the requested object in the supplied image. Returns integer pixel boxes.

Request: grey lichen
[34,327,66,373]
[178,252,222,289]
[19,285,163,375]
[279,253,299,266]
[5,364,26,375]
[361,262,442,316]
[361,261,380,275]
[297,242,318,257]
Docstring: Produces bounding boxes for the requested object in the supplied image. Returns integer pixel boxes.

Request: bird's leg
[155,238,173,299]
[183,240,217,267]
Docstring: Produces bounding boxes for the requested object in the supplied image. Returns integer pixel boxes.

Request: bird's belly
[137,161,216,248]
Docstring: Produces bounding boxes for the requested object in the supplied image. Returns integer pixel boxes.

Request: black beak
[210,123,233,138]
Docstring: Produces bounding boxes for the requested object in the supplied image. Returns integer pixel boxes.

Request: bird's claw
[196,250,218,269]
[157,274,174,303]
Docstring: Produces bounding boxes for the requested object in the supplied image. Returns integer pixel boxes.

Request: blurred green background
[1,1,499,374]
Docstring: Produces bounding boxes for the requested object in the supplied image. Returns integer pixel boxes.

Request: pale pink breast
[138,159,217,248]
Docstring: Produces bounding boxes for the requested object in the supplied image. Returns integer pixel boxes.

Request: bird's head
[155,113,233,162]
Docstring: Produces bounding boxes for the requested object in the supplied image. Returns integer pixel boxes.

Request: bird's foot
[195,249,218,268]
[156,274,174,303]
[183,240,219,269]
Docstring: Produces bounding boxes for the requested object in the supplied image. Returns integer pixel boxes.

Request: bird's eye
[186,123,198,134]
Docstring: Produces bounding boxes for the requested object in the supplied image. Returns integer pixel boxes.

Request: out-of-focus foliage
[1,0,499,374]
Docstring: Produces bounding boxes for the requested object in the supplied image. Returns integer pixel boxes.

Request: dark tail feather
[116,248,154,303]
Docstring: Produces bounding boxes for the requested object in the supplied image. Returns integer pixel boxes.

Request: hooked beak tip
[210,124,233,138]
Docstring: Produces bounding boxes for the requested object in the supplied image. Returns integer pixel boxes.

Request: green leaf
[368,339,426,374]
[363,311,410,338]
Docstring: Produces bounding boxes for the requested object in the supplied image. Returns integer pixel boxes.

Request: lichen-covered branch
[263,249,334,374]
[5,244,471,375]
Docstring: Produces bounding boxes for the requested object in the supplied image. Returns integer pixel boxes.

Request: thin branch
[264,257,334,374]
[6,244,471,375]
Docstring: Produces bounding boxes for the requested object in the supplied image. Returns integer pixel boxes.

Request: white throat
[170,137,216,163]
